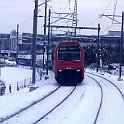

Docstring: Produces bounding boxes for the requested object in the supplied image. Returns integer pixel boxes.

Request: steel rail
[33,86,76,124]
[0,85,61,123]
[86,72,124,100]
[85,74,103,124]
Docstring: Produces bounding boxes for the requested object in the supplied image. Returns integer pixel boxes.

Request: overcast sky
[0,0,123,35]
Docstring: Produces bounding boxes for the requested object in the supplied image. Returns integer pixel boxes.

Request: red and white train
[54,40,84,85]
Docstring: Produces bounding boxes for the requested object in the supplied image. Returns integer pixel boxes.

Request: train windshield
[58,46,81,61]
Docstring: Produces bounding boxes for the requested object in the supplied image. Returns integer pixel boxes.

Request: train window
[58,46,80,61]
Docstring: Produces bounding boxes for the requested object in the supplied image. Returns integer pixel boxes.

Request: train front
[54,41,84,85]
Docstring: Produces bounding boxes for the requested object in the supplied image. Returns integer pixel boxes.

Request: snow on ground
[85,69,124,124]
[0,67,32,84]
[0,67,33,94]
[0,66,124,124]
[39,77,102,124]
[86,68,124,94]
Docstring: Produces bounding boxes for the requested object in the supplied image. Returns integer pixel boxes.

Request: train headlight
[58,70,62,72]
[77,70,80,72]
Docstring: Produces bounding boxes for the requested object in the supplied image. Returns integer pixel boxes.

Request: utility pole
[46,9,51,76]
[32,0,38,85]
[43,0,47,71]
[96,23,100,72]
[0,36,1,76]
[100,12,123,79]
[118,12,124,81]
[16,24,19,65]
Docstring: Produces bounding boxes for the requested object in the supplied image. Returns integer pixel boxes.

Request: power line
[47,5,73,25]
[112,0,118,24]
[100,23,114,34]
[86,17,101,27]
[50,14,72,24]
[85,0,115,32]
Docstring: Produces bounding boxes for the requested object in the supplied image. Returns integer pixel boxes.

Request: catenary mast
[72,0,77,35]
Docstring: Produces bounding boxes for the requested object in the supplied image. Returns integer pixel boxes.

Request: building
[0,31,123,66]
[108,31,124,37]
[0,30,18,61]
[0,33,10,58]
[17,33,44,66]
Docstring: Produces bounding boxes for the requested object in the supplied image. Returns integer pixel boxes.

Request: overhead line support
[32,0,38,85]
[45,25,100,30]
[118,12,124,81]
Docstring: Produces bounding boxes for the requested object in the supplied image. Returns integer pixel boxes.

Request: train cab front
[54,41,84,86]
[56,68,83,86]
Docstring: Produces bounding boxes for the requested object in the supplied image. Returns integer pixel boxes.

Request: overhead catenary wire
[100,23,114,34]
[46,0,74,34]
[19,0,48,43]
[86,0,113,27]
[112,0,118,24]
[24,0,119,35]
[47,4,72,24]
[86,0,120,35]
[102,0,113,14]
[86,17,101,27]
[50,14,73,25]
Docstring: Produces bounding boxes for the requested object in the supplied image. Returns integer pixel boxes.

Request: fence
[5,74,41,94]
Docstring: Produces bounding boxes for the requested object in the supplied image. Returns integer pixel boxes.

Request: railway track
[86,72,124,124]
[0,85,61,123]
[1,85,76,124]
[86,72,124,100]
[33,86,76,124]
[85,74,103,124]
[1,72,123,124]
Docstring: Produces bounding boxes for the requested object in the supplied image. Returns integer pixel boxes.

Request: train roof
[55,40,83,49]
